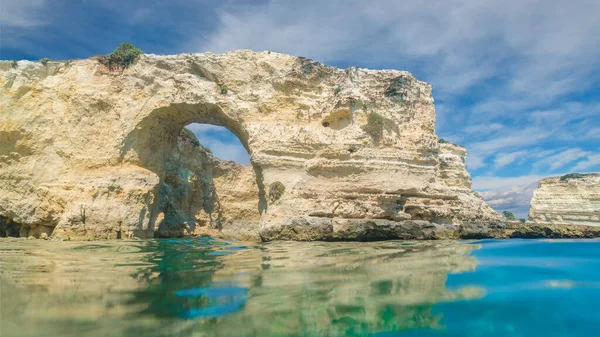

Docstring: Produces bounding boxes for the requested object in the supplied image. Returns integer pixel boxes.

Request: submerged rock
[1,51,504,240]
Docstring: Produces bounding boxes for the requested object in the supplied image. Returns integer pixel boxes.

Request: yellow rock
[0,53,501,241]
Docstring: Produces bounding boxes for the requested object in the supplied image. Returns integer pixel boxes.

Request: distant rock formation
[0,50,501,240]
[529,173,600,225]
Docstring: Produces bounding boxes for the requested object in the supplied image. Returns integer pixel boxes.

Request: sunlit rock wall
[529,174,600,225]
[0,51,500,240]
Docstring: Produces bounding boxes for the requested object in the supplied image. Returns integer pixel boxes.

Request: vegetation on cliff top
[384,76,412,103]
[99,42,143,69]
[560,173,589,181]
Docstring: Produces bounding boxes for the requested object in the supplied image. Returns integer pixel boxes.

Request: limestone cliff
[0,51,501,240]
[529,173,600,225]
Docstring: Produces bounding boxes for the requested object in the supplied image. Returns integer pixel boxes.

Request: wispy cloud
[0,0,46,28]
[493,150,529,169]
[479,182,537,218]
[573,153,600,171]
[467,154,486,171]
[468,128,551,159]
[585,128,600,139]
[464,123,505,135]
[533,148,591,171]
[473,174,548,191]
[185,124,228,134]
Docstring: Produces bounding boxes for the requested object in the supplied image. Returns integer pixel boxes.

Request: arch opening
[121,103,266,240]
[184,123,250,165]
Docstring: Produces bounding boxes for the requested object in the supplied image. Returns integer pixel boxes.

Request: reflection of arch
[120,103,267,236]
[126,239,481,335]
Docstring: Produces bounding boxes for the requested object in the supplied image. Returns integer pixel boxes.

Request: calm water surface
[1,238,599,337]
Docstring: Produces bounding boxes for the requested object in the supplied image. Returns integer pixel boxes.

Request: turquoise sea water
[1,238,599,337]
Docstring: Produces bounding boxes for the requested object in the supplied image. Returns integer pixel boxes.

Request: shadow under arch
[120,102,267,236]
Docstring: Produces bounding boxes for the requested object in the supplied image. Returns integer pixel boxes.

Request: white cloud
[533,148,591,171]
[493,150,529,169]
[586,128,600,139]
[529,149,560,159]
[186,123,251,164]
[0,0,46,28]
[466,154,485,171]
[185,124,228,133]
[467,128,550,159]
[472,174,547,190]
[572,153,600,171]
[464,123,504,135]
[479,182,537,218]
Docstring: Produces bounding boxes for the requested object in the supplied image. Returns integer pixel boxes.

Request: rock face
[0,51,501,240]
[154,129,217,238]
[529,174,600,225]
[152,129,261,240]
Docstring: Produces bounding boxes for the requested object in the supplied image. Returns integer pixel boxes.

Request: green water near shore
[1,238,599,336]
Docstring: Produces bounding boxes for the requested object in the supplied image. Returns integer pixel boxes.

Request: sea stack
[529,173,600,226]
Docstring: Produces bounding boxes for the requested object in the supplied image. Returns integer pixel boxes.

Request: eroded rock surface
[529,174,600,226]
[0,51,501,240]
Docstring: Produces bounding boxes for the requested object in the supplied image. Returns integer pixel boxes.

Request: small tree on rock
[103,42,143,69]
[502,211,516,220]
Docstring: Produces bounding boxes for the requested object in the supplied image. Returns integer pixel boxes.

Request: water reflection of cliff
[0,239,482,337]
[128,239,483,336]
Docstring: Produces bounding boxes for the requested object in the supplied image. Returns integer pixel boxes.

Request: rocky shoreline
[4,216,600,241]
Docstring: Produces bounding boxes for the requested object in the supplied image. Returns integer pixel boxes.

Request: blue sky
[2,0,599,217]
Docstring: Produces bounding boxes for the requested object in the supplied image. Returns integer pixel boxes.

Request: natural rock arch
[121,103,251,173]
[0,51,501,240]
[121,103,267,239]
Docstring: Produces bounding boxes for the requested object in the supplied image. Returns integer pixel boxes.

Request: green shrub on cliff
[384,76,412,103]
[11,60,17,68]
[502,211,516,220]
[107,42,143,68]
[39,58,51,65]
[560,173,587,181]
[269,181,285,203]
